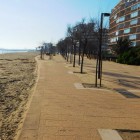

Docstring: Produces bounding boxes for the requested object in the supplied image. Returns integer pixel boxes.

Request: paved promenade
[18,55,140,140]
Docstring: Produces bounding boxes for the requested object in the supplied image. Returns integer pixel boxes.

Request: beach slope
[0,52,38,140]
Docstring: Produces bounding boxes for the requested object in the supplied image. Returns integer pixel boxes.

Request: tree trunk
[81,39,87,73]
[70,46,73,64]
[67,49,69,62]
[95,56,99,87]
[73,44,76,67]
[65,47,68,60]
[78,41,81,65]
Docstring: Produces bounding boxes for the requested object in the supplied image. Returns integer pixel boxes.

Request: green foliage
[117,46,140,65]
[112,38,132,55]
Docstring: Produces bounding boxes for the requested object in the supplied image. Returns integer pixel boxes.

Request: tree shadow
[117,129,140,133]
[118,79,140,89]
[73,71,87,74]
[103,71,140,80]
[114,88,140,98]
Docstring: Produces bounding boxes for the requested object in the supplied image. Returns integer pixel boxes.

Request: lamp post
[95,13,110,87]
[73,39,77,67]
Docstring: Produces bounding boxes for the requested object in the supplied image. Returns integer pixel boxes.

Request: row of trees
[38,42,57,59]
[57,19,109,73]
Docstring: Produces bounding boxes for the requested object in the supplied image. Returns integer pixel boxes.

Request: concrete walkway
[18,55,140,140]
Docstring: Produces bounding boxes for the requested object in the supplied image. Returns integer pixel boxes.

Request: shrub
[117,46,140,65]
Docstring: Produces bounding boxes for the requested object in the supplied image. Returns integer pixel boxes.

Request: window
[132,41,136,47]
[130,19,138,25]
[116,16,125,23]
[129,34,136,40]
[116,19,119,23]
[111,37,118,43]
[118,23,125,29]
[127,0,135,2]
[131,3,140,10]
[116,31,119,35]
[119,16,125,22]
[125,1,131,7]
[136,27,140,32]
[131,11,138,18]
[124,28,130,34]
[114,15,117,19]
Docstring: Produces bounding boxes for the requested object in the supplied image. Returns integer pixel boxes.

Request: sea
[0,49,34,54]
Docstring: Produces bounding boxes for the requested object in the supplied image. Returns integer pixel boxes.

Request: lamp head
[103,13,110,17]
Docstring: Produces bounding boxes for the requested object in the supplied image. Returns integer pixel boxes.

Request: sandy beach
[0,52,38,140]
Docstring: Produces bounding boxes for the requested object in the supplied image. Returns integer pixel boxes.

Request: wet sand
[0,52,38,140]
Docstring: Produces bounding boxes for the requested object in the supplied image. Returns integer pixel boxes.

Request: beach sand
[0,52,38,140]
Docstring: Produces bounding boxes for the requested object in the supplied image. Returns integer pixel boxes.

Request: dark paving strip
[117,129,140,133]
[114,88,140,98]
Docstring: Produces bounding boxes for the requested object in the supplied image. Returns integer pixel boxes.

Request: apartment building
[109,0,140,47]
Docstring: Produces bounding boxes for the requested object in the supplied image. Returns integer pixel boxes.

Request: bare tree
[61,19,98,72]
[39,46,45,60]
[75,19,95,73]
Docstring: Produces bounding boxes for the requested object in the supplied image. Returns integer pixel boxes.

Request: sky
[0,0,119,49]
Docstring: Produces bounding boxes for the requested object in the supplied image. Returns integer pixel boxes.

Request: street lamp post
[73,39,77,67]
[95,13,110,87]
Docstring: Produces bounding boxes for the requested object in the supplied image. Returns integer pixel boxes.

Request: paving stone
[98,129,123,140]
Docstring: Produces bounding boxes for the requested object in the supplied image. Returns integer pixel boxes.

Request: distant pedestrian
[40,46,44,59]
